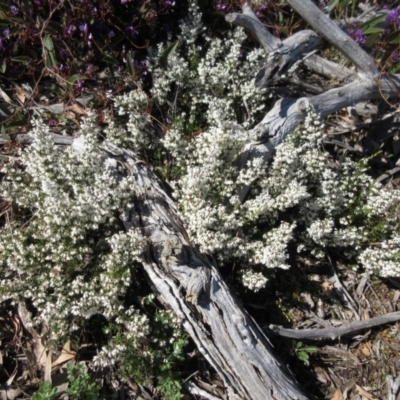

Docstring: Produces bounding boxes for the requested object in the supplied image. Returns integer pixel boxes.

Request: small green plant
[32,383,59,400]
[66,363,103,400]
[157,366,183,400]
[32,364,103,400]
[291,341,319,366]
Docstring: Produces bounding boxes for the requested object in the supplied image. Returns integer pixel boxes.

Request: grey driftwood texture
[70,138,310,400]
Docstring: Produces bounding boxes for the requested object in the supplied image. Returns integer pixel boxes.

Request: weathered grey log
[267,311,400,341]
[226,4,357,87]
[76,140,310,400]
[0,133,74,146]
[387,374,400,400]
[226,3,280,54]
[302,55,355,83]
[286,0,379,80]
[254,30,323,88]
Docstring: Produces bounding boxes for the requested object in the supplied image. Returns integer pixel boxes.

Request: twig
[327,254,360,321]
[267,311,400,340]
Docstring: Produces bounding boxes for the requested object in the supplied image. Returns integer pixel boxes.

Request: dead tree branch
[267,311,400,340]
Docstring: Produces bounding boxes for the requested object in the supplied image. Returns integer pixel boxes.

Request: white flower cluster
[262,223,295,269]
[148,0,266,130]
[162,95,400,283]
[242,269,268,292]
[359,236,400,277]
[0,114,147,344]
[106,89,156,151]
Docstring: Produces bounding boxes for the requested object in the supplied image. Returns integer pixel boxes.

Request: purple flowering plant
[324,0,400,72]
[0,0,183,96]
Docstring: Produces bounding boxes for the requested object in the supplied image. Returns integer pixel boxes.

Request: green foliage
[32,383,59,400]
[291,341,319,367]
[32,364,103,400]
[157,365,183,400]
[66,364,103,400]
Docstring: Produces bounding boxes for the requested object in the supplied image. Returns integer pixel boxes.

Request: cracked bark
[62,138,311,400]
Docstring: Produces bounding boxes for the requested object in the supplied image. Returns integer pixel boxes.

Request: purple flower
[9,5,19,15]
[79,23,88,33]
[319,0,328,9]
[34,0,41,5]
[48,119,56,127]
[348,28,366,45]
[387,7,400,22]
[162,0,175,6]
[65,25,77,36]
[256,4,267,15]
[391,50,400,62]
[3,29,9,39]
[121,0,128,4]
[108,30,115,38]
[75,79,84,89]
[216,3,227,11]
[126,26,138,36]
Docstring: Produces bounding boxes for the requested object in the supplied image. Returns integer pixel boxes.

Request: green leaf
[1,124,9,141]
[67,74,86,83]
[126,50,136,75]
[103,54,119,66]
[327,0,339,13]
[362,26,384,35]
[43,35,54,51]
[301,346,319,354]
[387,30,400,44]
[66,74,86,90]
[390,63,400,73]
[3,16,26,23]
[298,351,310,365]
[159,40,179,69]
[360,13,387,31]
[43,35,57,67]
[0,60,5,73]
[365,32,380,48]
[11,55,31,63]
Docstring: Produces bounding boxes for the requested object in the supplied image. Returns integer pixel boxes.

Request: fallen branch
[266,311,400,340]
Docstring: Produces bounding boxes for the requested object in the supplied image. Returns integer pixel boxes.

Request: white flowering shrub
[0,114,186,397]
[108,1,400,286]
[161,94,400,281]
[2,2,400,395]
